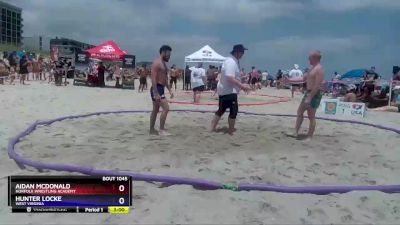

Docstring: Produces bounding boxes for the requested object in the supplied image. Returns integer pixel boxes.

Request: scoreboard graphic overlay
[8,176,132,213]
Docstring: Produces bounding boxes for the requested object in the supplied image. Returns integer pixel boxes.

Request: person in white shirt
[289,64,304,98]
[210,44,252,135]
[190,63,207,103]
[261,70,268,87]
[333,72,341,80]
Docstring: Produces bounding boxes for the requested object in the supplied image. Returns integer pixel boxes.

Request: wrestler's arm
[151,63,159,96]
[165,68,173,97]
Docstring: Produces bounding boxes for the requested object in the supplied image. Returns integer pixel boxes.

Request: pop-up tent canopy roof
[182,45,226,89]
[86,40,128,61]
[184,45,226,63]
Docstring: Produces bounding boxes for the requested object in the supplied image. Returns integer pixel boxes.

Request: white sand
[1,80,400,224]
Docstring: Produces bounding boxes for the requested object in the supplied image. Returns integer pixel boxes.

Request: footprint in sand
[132,193,147,200]
[161,163,170,168]
[259,202,278,213]
[40,153,57,158]
[296,179,307,184]
[307,208,328,221]
[370,154,383,158]
[323,171,337,176]
[383,163,395,170]
[119,130,130,136]
[277,171,291,179]
[224,168,231,172]
[392,206,399,215]
[372,209,386,220]
[339,208,354,223]
[312,163,321,169]
[299,218,311,225]
[197,167,212,173]
[142,166,152,172]
[231,143,241,147]
[194,157,212,165]
[287,166,301,172]
[250,175,262,182]
[61,143,72,148]
[358,164,368,169]
[364,179,377,185]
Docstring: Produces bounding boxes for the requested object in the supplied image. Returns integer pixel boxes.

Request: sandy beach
[1,80,400,224]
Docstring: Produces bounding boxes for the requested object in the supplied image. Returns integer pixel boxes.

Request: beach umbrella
[341,69,366,79]
[16,51,25,59]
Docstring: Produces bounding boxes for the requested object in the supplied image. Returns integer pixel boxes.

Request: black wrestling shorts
[215,94,238,119]
[193,85,205,92]
[150,84,166,101]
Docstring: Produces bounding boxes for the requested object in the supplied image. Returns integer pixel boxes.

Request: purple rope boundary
[7,109,400,194]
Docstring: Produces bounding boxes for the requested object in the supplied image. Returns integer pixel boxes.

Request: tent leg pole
[183,62,186,90]
[388,80,393,107]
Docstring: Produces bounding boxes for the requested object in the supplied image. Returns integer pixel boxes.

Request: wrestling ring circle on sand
[169,91,291,106]
[8,110,400,194]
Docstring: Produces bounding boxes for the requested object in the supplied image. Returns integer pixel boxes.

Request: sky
[9,0,400,78]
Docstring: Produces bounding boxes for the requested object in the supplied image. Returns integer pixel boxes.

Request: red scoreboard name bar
[8,176,132,209]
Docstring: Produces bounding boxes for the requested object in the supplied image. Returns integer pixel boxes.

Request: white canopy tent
[183,45,226,89]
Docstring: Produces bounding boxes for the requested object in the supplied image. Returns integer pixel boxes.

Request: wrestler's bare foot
[228,129,236,136]
[159,129,171,136]
[149,129,159,135]
[303,137,312,142]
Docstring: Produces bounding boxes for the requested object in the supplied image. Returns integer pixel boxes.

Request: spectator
[333,71,341,80]
[261,70,268,87]
[97,61,106,87]
[289,64,304,98]
[184,65,191,90]
[276,69,283,89]
[19,55,29,85]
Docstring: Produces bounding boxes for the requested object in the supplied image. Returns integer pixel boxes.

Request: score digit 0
[119,197,125,205]
[119,185,124,192]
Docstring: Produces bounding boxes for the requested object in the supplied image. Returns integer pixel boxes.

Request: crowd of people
[339,66,400,108]
[0,51,75,86]
[2,49,398,111]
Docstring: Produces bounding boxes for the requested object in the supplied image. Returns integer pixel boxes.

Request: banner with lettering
[122,55,135,68]
[75,50,90,65]
[337,102,366,118]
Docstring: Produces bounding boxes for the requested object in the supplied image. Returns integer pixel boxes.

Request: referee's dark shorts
[215,93,238,119]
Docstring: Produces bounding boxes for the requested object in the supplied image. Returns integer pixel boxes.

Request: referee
[210,44,252,135]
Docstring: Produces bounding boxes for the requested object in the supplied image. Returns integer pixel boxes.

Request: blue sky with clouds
[11,0,399,78]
